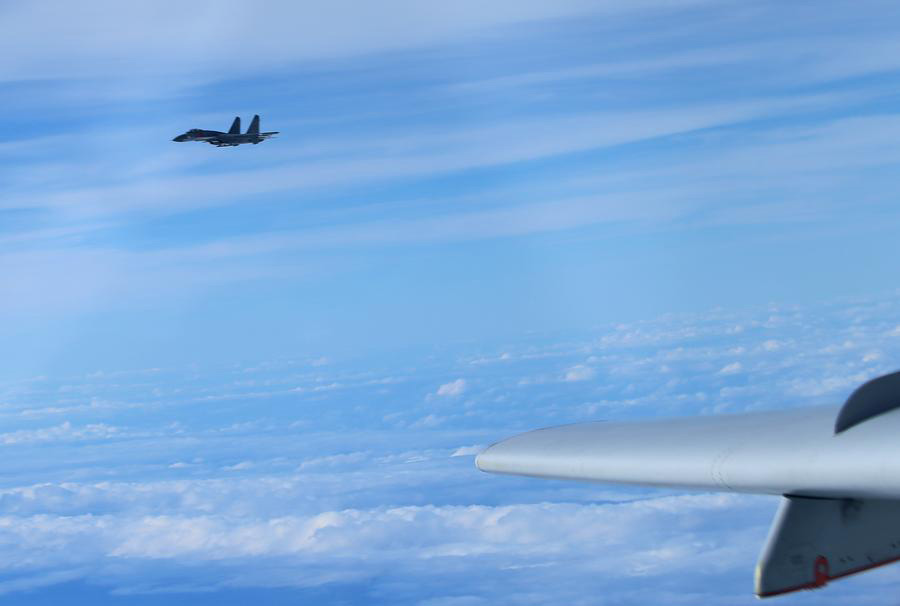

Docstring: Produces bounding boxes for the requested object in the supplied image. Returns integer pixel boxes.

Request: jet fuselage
[172,130,277,146]
[172,115,278,147]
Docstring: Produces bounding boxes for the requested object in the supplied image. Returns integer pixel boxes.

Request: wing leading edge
[476,405,900,499]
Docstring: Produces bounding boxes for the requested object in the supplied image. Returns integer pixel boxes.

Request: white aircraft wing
[476,371,900,597]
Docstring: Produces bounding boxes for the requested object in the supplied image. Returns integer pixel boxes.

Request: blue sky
[3,0,900,603]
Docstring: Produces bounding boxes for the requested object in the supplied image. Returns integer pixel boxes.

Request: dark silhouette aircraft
[172,115,278,147]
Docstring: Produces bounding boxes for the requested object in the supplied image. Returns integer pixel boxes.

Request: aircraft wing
[476,371,900,596]
[476,405,900,499]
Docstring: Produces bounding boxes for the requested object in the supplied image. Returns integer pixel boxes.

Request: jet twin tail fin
[228,117,241,134]
[247,114,260,135]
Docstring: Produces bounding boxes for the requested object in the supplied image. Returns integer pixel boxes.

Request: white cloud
[787,373,870,398]
[412,414,445,429]
[0,494,770,599]
[717,362,742,375]
[418,597,490,606]
[436,379,467,397]
[297,452,368,470]
[223,461,254,471]
[450,445,484,457]
[0,421,119,445]
[564,365,596,382]
[0,1,707,82]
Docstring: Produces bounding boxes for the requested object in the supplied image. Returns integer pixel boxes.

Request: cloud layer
[0,294,898,602]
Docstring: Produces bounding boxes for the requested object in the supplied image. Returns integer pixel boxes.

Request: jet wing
[477,373,900,596]
[476,405,900,499]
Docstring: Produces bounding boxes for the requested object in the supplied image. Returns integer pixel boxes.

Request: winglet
[834,370,900,434]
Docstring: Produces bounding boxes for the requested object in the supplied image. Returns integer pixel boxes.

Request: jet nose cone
[172,134,187,142]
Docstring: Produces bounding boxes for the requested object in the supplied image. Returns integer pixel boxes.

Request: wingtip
[474,449,488,471]
[475,441,505,473]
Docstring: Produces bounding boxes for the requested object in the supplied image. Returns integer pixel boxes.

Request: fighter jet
[172,115,278,147]
[477,370,900,597]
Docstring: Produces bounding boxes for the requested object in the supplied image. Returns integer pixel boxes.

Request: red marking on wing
[758,554,900,598]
